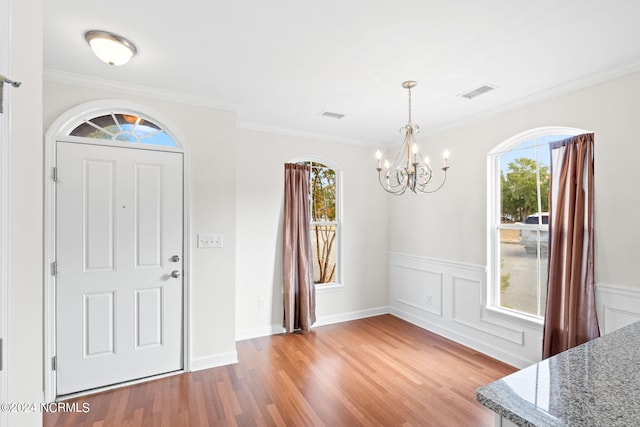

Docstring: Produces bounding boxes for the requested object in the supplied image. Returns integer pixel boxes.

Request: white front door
[56,141,183,395]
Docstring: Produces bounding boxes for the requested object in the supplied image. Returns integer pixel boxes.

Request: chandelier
[376,81,449,195]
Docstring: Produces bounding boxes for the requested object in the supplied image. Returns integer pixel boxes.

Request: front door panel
[56,141,183,395]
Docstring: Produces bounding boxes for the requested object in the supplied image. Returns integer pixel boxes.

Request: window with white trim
[300,160,341,285]
[488,128,586,319]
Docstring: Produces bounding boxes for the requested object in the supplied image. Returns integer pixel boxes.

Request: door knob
[171,270,181,279]
[170,255,180,262]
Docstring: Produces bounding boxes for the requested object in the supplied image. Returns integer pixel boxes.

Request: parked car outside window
[520,213,549,254]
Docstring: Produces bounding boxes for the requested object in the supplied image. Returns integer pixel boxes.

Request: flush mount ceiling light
[375,81,450,195]
[84,30,137,66]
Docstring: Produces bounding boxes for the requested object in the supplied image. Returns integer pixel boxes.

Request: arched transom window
[69,113,178,147]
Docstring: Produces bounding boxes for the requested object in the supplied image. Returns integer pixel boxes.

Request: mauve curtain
[542,133,599,359]
[283,163,316,333]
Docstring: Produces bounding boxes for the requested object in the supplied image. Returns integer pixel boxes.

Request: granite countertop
[476,321,640,426]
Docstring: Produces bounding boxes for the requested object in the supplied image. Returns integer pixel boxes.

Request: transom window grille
[69,113,178,147]
[300,160,341,285]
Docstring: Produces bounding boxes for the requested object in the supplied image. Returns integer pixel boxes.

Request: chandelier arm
[415,170,448,194]
[378,169,397,192]
[378,172,407,195]
[390,130,412,168]
[377,168,412,195]
[416,163,434,184]
[393,168,409,191]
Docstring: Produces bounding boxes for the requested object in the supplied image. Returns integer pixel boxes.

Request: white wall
[234,130,389,339]
[43,81,238,370]
[8,0,44,425]
[389,71,640,366]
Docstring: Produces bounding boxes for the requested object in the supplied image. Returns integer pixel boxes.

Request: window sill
[315,283,344,293]
[484,306,544,330]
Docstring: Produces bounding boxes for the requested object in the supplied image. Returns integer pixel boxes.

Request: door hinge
[52,167,57,182]
[51,261,57,276]
[51,356,57,371]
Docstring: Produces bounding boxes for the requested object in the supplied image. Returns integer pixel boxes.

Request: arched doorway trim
[44,99,192,401]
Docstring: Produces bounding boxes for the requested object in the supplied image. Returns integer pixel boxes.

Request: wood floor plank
[44,315,517,427]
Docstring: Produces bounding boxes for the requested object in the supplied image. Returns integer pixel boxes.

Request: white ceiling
[43,0,640,146]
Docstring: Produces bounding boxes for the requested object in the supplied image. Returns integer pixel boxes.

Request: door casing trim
[44,100,192,402]
[0,0,10,421]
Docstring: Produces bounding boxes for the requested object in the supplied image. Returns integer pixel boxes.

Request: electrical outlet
[198,233,223,248]
[258,298,265,309]
[426,296,432,306]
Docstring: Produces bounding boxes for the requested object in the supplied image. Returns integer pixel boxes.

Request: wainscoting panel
[595,283,640,335]
[390,254,640,368]
[394,264,443,316]
[389,253,541,368]
[452,276,524,345]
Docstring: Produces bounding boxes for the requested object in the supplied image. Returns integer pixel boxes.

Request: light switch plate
[198,233,223,248]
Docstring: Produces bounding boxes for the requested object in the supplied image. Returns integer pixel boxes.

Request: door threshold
[56,369,184,401]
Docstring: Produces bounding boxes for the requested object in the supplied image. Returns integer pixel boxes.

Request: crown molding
[422,59,640,139]
[44,68,237,112]
[46,59,640,149]
[44,69,379,148]
[236,121,376,148]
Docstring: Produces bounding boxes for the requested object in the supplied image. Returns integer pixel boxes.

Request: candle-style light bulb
[375,150,382,169]
[383,160,391,169]
[412,144,418,164]
[443,149,450,168]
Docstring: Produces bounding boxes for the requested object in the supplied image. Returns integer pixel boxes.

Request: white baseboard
[189,351,238,372]
[314,306,390,328]
[236,306,390,341]
[236,324,286,342]
[390,307,535,368]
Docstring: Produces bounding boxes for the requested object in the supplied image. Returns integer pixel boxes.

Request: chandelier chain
[407,86,412,125]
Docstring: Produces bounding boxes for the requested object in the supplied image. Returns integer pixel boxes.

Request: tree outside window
[302,161,340,285]
[491,135,566,318]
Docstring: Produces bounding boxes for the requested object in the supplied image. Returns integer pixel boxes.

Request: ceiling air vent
[458,84,498,100]
[320,111,345,119]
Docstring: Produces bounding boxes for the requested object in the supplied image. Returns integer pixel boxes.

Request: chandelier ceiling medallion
[376,81,450,195]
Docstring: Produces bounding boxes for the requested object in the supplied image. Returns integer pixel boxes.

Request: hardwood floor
[44,315,517,427]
